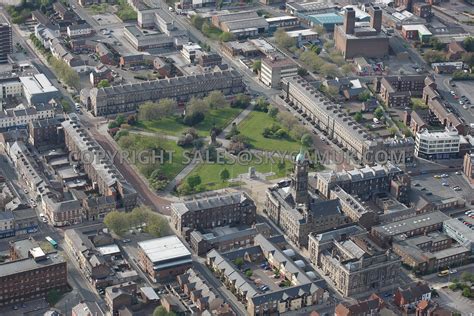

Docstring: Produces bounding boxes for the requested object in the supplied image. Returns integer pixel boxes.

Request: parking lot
[411,171,474,203]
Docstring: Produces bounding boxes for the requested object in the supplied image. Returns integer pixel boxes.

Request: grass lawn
[137,107,242,137]
[238,111,301,152]
[117,134,188,183]
[203,25,223,40]
[184,154,292,191]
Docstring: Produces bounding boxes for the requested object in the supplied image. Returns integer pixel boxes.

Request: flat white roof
[138,236,191,264]
[286,29,318,37]
[97,244,121,256]
[19,74,59,95]
[402,24,432,36]
[266,16,298,22]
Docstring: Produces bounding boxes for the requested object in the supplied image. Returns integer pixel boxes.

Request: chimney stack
[344,8,356,35]
[369,6,382,33]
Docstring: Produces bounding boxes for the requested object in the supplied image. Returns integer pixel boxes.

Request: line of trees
[103,206,170,237]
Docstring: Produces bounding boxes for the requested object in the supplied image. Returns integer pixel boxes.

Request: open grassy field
[238,111,301,152]
[184,154,291,191]
[137,107,242,137]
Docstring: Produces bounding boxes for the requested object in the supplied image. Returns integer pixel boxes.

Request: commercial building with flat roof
[19,74,60,105]
[123,25,180,51]
[402,24,432,43]
[415,128,461,160]
[307,13,344,31]
[371,211,450,245]
[443,219,474,253]
[0,238,67,307]
[260,56,298,88]
[137,236,192,282]
[211,11,269,38]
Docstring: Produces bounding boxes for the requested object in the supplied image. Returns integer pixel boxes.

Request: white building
[415,128,461,160]
[34,24,60,49]
[181,42,202,64]
[19,74,60,105]
[66,24,93,38]
[444,219,474,253]
[0,77,23,99]
[260,56,298,88]
[0,104,55,129]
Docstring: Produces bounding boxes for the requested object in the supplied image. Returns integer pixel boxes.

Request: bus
[45,236,58,249]
[437,270,449,277]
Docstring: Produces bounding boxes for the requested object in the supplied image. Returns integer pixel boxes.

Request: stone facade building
[171,192,256,237]
[308,227,401,297]
[81,69,244,116]
[61,119,138,211]
[266,152,347,247]
[281,76,415,163]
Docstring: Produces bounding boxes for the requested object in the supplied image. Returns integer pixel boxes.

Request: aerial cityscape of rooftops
[0,0,473,315]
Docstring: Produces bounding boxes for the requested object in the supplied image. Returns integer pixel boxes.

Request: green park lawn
[137,107,242,137]
[184,154,291,191]
[117,134,188,182]
[238,111,301,152]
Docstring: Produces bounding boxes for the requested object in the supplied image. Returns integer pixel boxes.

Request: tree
[245,270,253,278]
[138,99,176,121]
[115,114,125,126]
[301,134,313,148]
[187,97,210,115]
[108,121,119,129]
[187,174,202,189]
[219,31,234,42]
[234,257,244,268]
[297,67,308,76]
[254,97,269,112]
[354,112,363,122]
[97,79,110,88]
[277,160,286,172]
[320,63,339,78]
[429,37,444,51]
[341,64,353,75]
[463,36,474,52]
[291,125,307,140]
[358,90,371,102]
[267,105,279,118]
[191,15,205,30]
[252,60,261,73]
[462,287,471,298]
[104,211,129,235]
[220,168,230,182]
[232,93,250,109]
[153,306,176,316]
[177,182,192,195]
[424,49,447,63]
[278,111,298,130]
[299,50,324,72]
[462,52,474,67]
[374,106,385,120]
[146,213,170,237]
[326,86,340,98]
[204,90,228,109]
[127,114,137,125]
[274,28,296,49]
